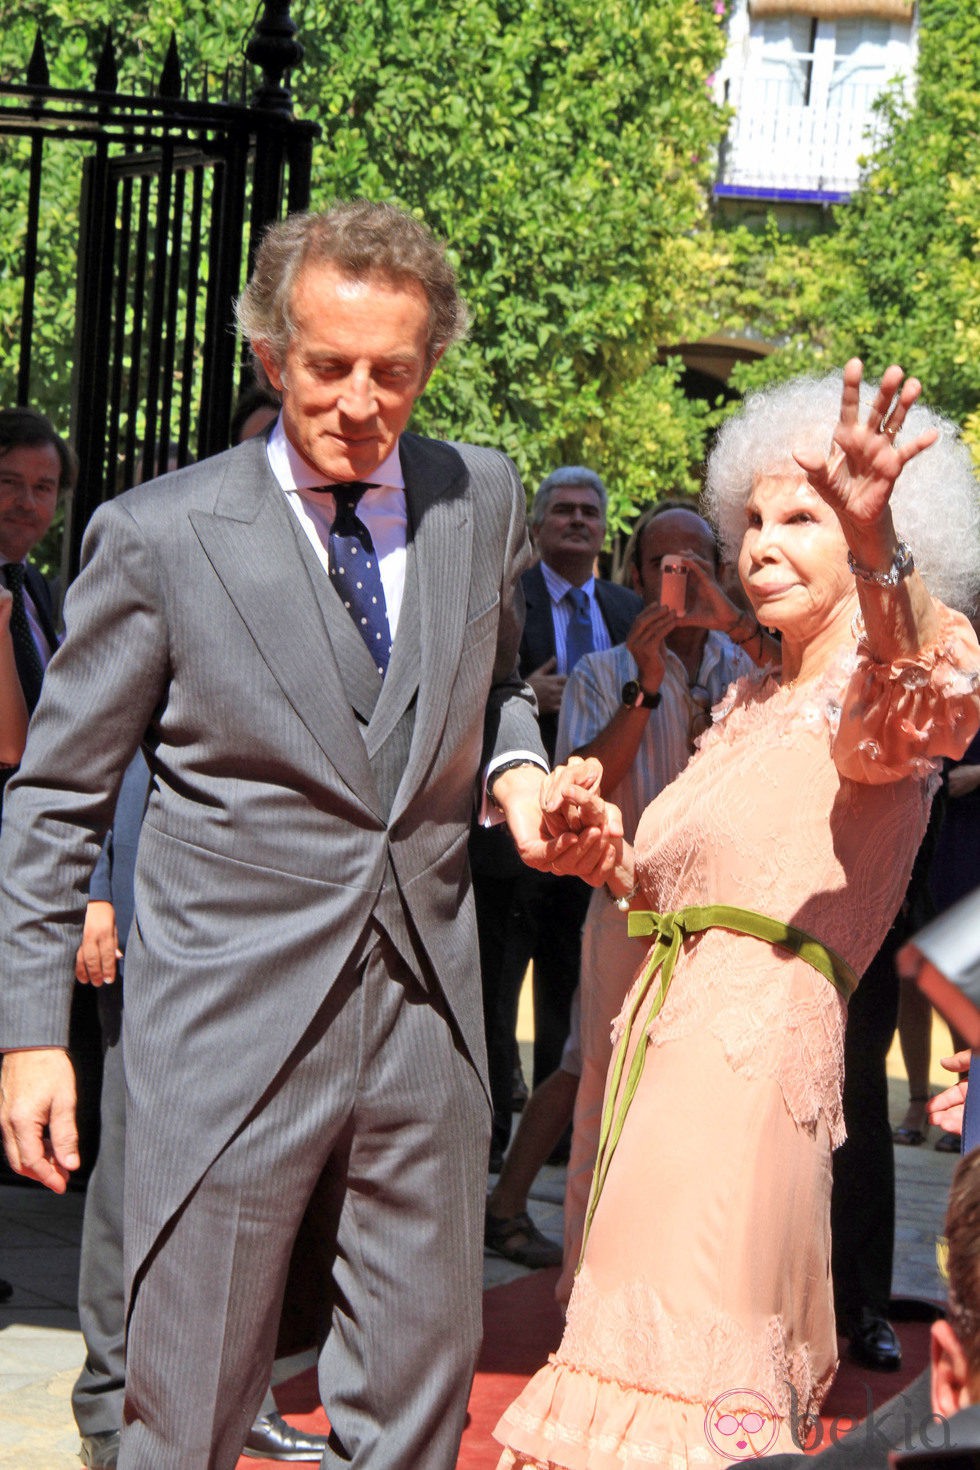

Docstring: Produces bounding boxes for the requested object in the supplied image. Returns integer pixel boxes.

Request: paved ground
[0,1051,962,1467]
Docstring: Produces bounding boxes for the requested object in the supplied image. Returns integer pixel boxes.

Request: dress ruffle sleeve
[832,603,980,784]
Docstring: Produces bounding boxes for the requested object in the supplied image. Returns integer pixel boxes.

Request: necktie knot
[331,483,375,544]
[3,562,25,593]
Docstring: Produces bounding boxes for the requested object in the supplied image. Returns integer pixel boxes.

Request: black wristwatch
[622,679,661,710]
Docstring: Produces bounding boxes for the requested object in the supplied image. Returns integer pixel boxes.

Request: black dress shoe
[243,1410,330,1462]
[844,1309,902,1371]
[79,1429,121,1468]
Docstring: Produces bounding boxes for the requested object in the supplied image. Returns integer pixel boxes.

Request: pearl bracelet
[613,881,640,912]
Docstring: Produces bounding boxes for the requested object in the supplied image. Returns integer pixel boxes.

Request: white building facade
[715,0,917,203]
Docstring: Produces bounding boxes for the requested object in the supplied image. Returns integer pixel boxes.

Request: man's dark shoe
[844,1309,902,1371]
[242,1410,330,1462]
[0,1277,12,1303]
[79,1430,121,1468]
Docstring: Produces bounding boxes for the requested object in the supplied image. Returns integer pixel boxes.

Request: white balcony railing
[717,77,892,199]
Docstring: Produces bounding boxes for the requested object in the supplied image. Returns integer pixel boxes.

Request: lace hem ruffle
[558,1264,834,1422]
[495,1345,834,1469]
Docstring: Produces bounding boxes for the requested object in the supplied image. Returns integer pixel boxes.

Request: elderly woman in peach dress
[495,361,980,1468]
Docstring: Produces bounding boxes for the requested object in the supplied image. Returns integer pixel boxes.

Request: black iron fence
[0,2,318,579]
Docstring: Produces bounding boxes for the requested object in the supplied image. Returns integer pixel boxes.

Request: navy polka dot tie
[328,483,392,676]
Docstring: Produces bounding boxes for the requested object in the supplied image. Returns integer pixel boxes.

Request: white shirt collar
[266,415,405,494]
[539,560,597,605]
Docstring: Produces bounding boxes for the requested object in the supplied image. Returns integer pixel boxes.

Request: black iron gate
[0,2,318,579]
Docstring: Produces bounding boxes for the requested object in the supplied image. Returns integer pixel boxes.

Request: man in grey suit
[0,202,614,1470]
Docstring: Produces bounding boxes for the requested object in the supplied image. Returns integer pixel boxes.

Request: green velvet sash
[579,903,858,1263]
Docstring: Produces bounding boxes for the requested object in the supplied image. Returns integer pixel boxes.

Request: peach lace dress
[495,608,980,1470]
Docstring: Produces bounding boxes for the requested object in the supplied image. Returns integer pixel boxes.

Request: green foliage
[0,0,730,542]
[293,0,729,522]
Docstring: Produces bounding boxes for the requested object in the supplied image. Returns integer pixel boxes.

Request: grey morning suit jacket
[0,428,545,1284]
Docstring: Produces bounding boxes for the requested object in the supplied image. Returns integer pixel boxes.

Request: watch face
[622,679,640,707]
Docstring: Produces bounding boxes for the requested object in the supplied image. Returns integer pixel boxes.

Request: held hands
[0,1048,79,1193]
[495,757,624,885]
[794,359,938,558]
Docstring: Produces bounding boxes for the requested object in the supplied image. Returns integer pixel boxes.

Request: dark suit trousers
[523,870,592,1088]
[118,926,489,1470]
[73,981,126,1436]
[474,857,589,1152]
[831,926,902,1323]
[471,823,535,1154]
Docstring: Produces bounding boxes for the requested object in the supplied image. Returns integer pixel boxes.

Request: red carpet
[237,1273,936,1468]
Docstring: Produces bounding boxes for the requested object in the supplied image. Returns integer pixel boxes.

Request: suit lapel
[188,446,382,818]
[388,435,471,821]
[520,563,555,671]
[594,578,627,643]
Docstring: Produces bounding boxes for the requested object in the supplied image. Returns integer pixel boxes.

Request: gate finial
[94,28,119,94]
[26,30,50,88]
[157,33,183,99]
[245,1,304,117]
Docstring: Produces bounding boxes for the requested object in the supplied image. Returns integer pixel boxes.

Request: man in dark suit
[0,407,70,812]
[476,469,640,1165]
[0,203,616,1470]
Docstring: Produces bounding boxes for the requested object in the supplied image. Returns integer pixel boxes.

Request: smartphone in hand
[659,557,688,616]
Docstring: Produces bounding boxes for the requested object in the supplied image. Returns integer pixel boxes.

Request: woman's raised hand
[794,358,937,544]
